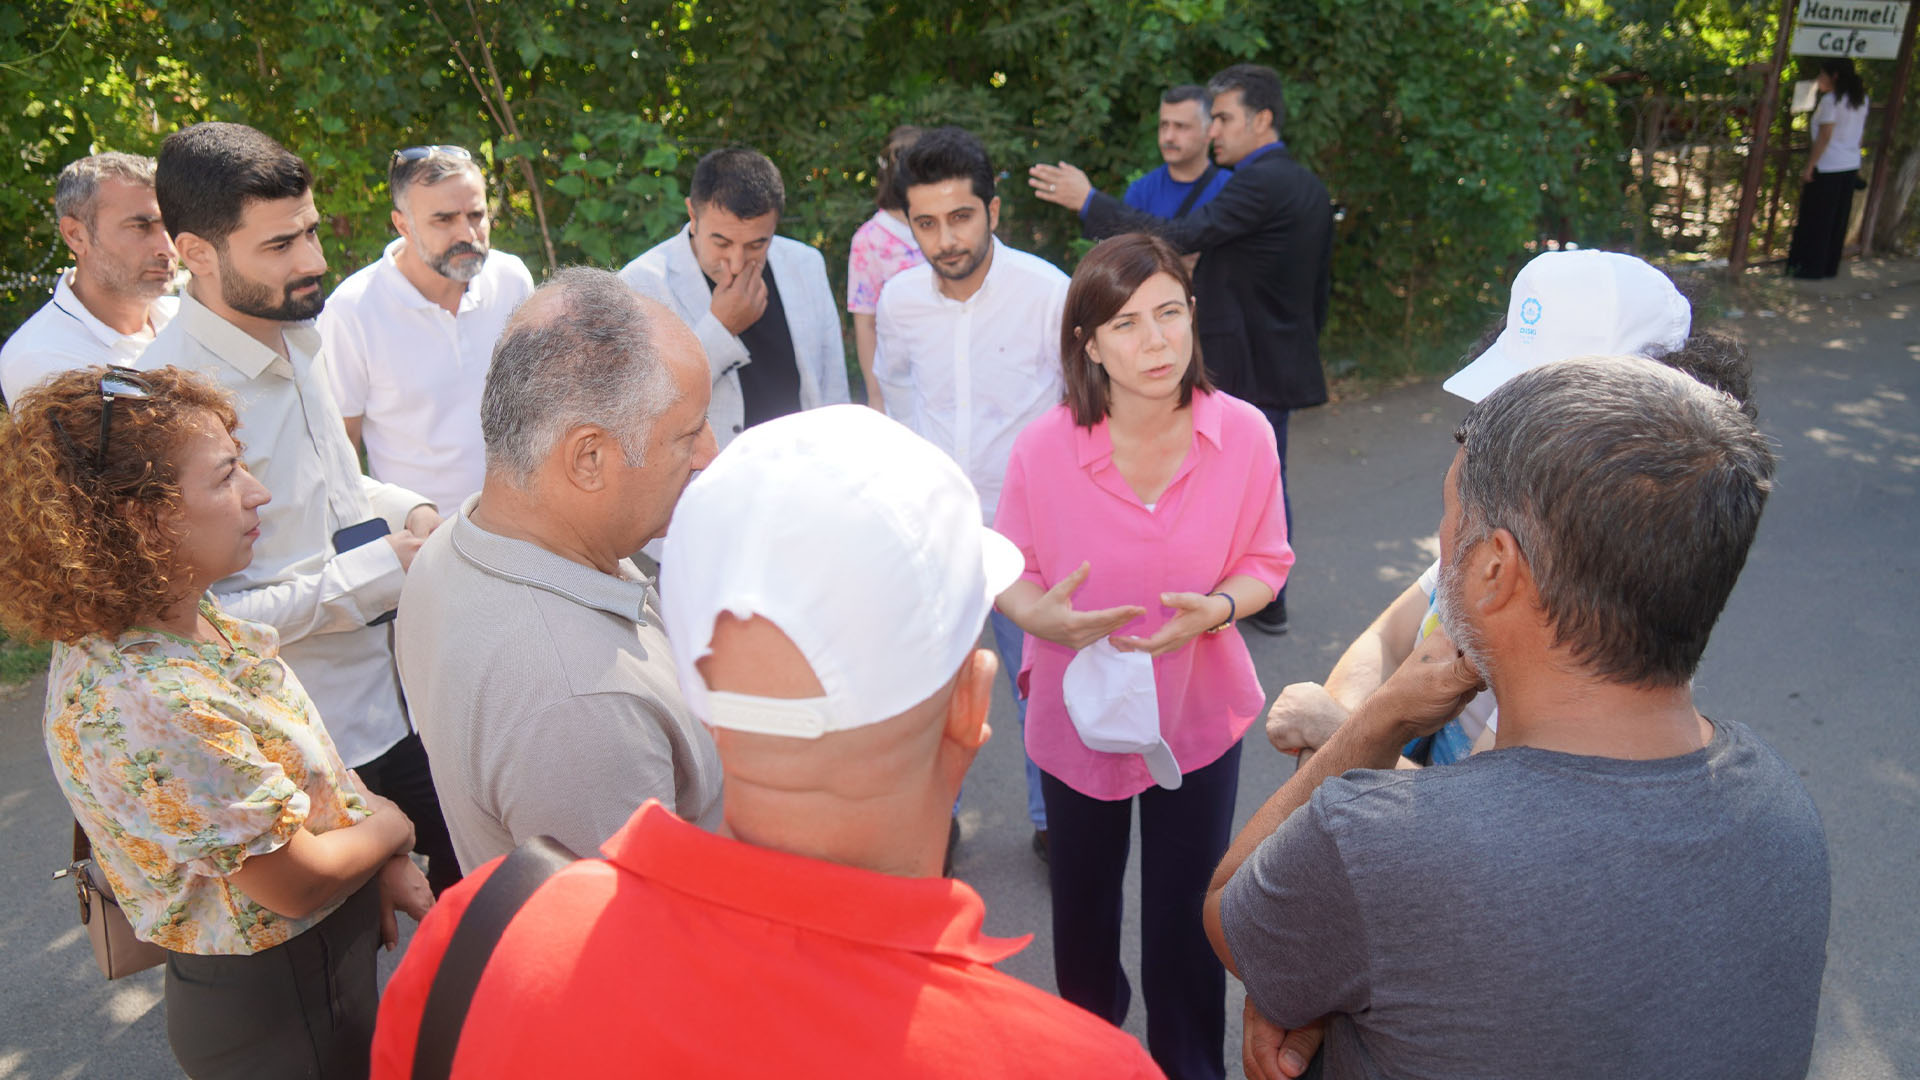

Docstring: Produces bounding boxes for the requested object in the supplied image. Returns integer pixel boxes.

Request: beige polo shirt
[395,497,722,872]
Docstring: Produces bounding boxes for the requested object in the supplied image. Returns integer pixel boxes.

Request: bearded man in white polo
[320,144,535,512]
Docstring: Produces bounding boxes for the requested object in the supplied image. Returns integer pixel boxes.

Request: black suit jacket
[1084,145,1332,411]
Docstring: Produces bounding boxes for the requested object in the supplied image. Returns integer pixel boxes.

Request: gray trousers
[164,880,380,1079]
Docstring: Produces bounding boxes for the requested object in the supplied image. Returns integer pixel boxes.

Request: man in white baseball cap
[1442,248,1691,403]
[369,404,1165,1079]
[1266,248,1708,772]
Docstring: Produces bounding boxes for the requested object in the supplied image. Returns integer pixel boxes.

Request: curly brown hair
[0,366,240,644]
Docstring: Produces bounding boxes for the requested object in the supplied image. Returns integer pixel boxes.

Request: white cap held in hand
[1062,639,1180,790]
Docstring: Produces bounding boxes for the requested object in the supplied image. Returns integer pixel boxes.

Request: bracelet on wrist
[1204,590,1235,634]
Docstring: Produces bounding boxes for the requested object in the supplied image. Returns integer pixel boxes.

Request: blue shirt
[1234,140,1285,169]
[1120,162,1233,217]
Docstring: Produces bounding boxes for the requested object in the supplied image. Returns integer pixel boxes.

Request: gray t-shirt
[1222,717,1829,1080]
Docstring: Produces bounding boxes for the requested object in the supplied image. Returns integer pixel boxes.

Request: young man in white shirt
[620,146,847,449]
[1,152,180,405]
[139,122,460,894]
[319,145,535,512]
[874,125,1068,860]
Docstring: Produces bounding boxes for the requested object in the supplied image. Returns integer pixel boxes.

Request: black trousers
[1041,740,1243,1080]
[354,731,460,895]
[1787,169,1858,280]
[164,880,379,1079]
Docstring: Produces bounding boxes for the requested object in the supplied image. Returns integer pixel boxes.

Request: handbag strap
[410,835,579,1080]
[1173,162,1220,219]
[72,820,90,863]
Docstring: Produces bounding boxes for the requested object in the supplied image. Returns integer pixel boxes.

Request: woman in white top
[1788,57,1871,280]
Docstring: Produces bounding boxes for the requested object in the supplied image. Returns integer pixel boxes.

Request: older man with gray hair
[1205,356,1829,1080]
[395,266,722,872]
[2,152,180,404]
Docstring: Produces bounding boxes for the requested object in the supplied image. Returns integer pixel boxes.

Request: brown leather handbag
[54,822,167,979]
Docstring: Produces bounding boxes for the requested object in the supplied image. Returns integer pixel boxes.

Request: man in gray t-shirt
[1205,357,1829,1080]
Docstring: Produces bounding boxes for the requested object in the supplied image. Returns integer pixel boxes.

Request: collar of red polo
[604,801,1030,966]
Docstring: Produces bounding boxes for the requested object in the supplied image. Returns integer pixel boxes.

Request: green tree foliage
[0,0,1842,376]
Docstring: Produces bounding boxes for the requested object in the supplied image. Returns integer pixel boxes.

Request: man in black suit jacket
[1032,64,1331,633]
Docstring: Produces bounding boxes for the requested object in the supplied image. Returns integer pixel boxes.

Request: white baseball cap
[1062,639,1180,789]
[660,405,1026,738]
[1443,250,1692,403]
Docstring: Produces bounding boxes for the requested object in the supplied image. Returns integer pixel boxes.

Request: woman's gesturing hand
[1111,591,1230,656]
[377,855,435,951]
[1004,561,1146,650]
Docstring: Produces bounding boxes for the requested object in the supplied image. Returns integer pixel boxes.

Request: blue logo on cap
[1520,297,1543,326]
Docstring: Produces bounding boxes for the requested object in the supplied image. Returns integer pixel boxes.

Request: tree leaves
[0,0,1866,374]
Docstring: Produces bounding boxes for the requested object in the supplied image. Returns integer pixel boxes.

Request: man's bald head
[480,267,682,485]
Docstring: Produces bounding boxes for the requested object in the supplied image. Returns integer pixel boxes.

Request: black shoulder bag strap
[1173,163,1220,219]
[410,835,580,1080]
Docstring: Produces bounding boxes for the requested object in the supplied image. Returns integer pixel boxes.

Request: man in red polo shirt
[370,404,1163,1079]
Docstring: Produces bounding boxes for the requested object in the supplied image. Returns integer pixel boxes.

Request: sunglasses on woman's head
[92,367,155,471]
[48,366,156,474]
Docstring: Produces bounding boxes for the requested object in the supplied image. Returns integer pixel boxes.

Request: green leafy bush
[0,0,1844,380]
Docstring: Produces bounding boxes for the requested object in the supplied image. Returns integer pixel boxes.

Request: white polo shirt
[139,288,431,767]
[1,270,178,404]
[874,237,1068,522]
[319,240,535,512]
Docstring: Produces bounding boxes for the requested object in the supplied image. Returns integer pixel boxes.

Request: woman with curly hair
[0,365,432,1079]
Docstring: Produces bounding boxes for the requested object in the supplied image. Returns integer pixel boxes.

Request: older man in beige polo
[395,267,722,871]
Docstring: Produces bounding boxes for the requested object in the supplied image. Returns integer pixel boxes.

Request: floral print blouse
[845,210,926,315]
[43,598,369,956]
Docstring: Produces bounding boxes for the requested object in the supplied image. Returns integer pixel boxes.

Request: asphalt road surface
[1,261,1913,1078]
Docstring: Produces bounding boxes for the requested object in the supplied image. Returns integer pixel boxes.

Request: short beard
[929,235,990,283]
[88,243,174,303]
[426,240,487,283]
[1435,544,1495,687]
[218,246,324,322]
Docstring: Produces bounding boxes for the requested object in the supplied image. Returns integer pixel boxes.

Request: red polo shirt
[372,801,1163,1079]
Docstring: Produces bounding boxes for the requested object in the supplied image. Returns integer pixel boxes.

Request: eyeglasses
[391,144,473,167]
[92,367,154,471]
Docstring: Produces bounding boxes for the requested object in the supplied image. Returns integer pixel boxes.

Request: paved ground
[1,260,1914,1077]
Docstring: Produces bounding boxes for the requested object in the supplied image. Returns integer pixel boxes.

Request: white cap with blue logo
[1443,249,1692,403]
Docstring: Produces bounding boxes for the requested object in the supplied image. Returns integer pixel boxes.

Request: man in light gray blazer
[620,147,847,448]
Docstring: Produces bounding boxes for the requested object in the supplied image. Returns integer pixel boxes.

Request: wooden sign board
[1792,1,1909,58]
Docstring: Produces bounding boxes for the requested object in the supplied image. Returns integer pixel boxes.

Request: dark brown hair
[0,366,240,643]
[1060,232,1213,426]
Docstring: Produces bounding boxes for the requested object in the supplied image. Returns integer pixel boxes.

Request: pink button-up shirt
[994,390,1293,799]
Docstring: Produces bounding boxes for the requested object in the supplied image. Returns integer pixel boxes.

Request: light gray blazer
[619,225,848,447]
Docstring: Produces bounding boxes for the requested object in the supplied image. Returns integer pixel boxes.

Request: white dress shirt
[619,227,848,448]
[320,241,535,511]
[1,270,178,404]
[874,237,1068,521]
[139,289,430,766]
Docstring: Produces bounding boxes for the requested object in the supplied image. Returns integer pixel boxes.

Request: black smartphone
[331,518,398,626]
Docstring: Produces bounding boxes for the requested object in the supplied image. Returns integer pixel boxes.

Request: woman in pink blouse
[845,124,925,411]
[994,233,1292,1080]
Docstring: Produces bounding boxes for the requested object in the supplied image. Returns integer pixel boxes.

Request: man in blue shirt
[1120,84,1232,219]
